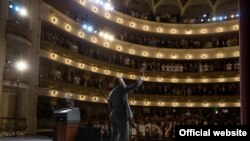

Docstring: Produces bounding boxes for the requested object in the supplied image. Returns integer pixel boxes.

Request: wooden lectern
[53,107,80,141]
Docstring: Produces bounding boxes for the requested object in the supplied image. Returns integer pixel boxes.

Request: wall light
[187,78,192,83]
[51,90,57,96]
[105,70,110,74]
[157,53,162,58]
[131,100,136,104]
[129,49,135,54]
[201,54,207,59]
[104,42,109,47]
[142,51,148,56]
[81,95,85,100]
[51,17,57,24]
[186,54,192,59]
[217,53,224,58]
[92,6,98,12]
[117,18,123,23]
[66,59,71,63]
[130,75,135,79]
[65,24,71,31]
[92,67,97,71]
[233,52,239,57]
[117,73,123,77]
[116,45,122,51]
[171,54,177,59]
[233,25,239,30]
[172,102,178,107]
[91,37,97,43]
[201,29,207,34]
[143,25,149,30]
[157,27,163,33]
[144,76,148,81]
[80,0,85,5]
[203,102,209,107]
[172,78,177,82]
[105,12,110,18]
[171,29,176,34]
[79,32,85,38]
[217,27,223,32]
[186,29,192,34]
[80,63,85,68]
[51,53,57,59]
[130,22,135,27]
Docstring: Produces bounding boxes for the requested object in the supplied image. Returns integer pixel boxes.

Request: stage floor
[0,136,52,141]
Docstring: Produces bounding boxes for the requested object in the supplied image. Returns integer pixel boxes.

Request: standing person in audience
[108,68,144,141]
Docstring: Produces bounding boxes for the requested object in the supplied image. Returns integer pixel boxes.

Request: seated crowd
[37,97,240,140]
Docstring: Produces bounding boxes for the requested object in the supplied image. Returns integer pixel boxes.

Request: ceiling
[112,0,238,18]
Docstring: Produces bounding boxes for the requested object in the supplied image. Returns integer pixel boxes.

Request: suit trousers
[110,118,129,141]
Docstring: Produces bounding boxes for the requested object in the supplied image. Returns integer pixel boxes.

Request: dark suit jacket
[108,78,143,121]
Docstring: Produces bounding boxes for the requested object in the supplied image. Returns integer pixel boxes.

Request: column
[240,0,250,124]
[0,0,8,117]
[24,0,41,134]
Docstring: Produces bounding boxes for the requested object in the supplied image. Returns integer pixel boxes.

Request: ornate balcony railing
[40,40,239,79]
[41,3,240,60]
[6,20,31,41]
[38,79,239,102]
[71,0,239,35]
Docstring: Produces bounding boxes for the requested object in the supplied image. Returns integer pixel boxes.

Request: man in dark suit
[108,69,144,141]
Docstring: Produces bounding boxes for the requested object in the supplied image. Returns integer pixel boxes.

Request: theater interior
[0,0,249,140]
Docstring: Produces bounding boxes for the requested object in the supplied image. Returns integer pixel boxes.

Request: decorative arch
[126,0,153,13]
[156,5,181,15]
[183,0,213,18]
[155,0,181,15]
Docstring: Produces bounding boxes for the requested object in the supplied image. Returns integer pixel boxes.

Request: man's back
[108,69,144,141]
[108,78,143,120]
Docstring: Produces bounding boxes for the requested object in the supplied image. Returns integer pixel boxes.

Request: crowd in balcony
[41,28,240,73]
[114,5,239,24]
[117,33,239,49]
[61,11,240,48]
[42,1,239,49]
[43,20,239,49]
[39,66,240,96]
[45,0,239,25]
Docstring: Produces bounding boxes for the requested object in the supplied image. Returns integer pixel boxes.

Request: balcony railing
[40,40,239,79]
[0,117,27,137]
[69,0,239,35]
[39,79,100,96]
[6,20,31,41]
[41,4,240,60]
[38,79,239,102]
